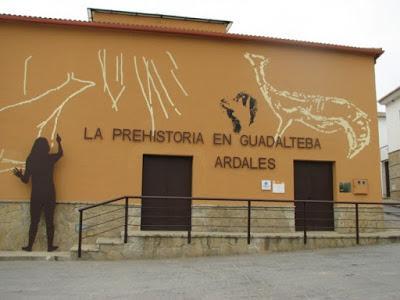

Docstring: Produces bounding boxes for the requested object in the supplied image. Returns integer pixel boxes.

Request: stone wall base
[0,201,389,251]
[192,205,294,233]
[71,231,400,260]
[335,204,385,233]
[0,201,128,251]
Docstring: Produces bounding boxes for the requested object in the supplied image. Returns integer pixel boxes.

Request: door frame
[293,160,335,231]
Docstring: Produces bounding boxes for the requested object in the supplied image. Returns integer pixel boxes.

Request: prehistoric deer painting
[244,52,371,159]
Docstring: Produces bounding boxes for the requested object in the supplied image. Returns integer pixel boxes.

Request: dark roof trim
[378,86,400,105]
[87,8,233,28]
[377,111,386,118]
[0,13,383,60]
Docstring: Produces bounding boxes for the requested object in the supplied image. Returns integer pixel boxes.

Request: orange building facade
[0,9,384,250]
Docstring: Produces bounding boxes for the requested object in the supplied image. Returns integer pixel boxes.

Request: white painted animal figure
[0,72,95,173]
[244,52,371,159]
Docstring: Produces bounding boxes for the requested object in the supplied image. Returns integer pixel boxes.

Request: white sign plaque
[261,180,271,191]
[272,181,285,193]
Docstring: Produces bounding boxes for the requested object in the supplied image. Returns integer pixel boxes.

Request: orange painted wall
[0,21,381,203]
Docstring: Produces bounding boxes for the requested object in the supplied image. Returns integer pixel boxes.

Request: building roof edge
[0,13,384,60]
[379,86,400,105]
[87,7,233,26]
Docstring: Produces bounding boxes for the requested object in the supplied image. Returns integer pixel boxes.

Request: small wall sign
[272,181,285,193]
[261,180,272,191]
[339,182,351,193]
[352,179,368,195]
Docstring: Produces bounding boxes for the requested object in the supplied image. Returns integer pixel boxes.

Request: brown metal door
[294,161,334,231]
[141,155,192,231]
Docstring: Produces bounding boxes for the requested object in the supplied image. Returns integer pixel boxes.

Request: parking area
[1,243,400,299]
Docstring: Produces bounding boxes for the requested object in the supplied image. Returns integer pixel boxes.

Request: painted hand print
[244,52,370,159]
[220,92,258,133]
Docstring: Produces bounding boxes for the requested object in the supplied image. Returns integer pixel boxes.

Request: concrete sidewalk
[1,243,400,299]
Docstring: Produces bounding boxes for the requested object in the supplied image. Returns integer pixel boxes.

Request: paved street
[1,244,400,299]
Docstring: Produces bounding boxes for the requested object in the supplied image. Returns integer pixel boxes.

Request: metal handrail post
[303,202,307,245]
[355,203,359,245]
[188,199,192,244]
[124,197,129,243]
[247,200,251,244]
[78,210,83,258]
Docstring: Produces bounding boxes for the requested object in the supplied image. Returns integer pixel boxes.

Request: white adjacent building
[379,87,400,200]
[378,112,389,198]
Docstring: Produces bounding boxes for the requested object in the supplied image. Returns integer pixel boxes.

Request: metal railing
[77,196,400,258]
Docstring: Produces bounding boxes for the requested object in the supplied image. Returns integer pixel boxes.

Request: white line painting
[23,56,32,95]
[0,149,25,174]
[166,51,189,97]
[133,52,187,133]
[119,53,124,85]
[1,72,96,146]
[134,56,155,133]
[244,52,371,159]
[1,49,188,175]
[0,71,96,173]
[98,49,126,111]
[115,53,124,85]
[143,56,169,119]
[166,51,178,69]
[150,59,182,116]
[35,73,96,147]
[116,55,119,82]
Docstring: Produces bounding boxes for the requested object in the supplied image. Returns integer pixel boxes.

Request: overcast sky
[1,0,399,108]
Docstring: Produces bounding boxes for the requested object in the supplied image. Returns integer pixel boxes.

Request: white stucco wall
[378,114,389,197]
[386,99,400,153]
[378,114,388,161]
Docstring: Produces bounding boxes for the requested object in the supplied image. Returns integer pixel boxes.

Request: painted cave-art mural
[0,47,372,177]
[166,51,189,97]
[134,51,188,133]
[98,48,189,131]
[220,92,258,133]
[244,52,371,159]
[23,55,33,96]
[0,50,189,174]
[0,57,96,173]
[98,49,126,111]
[0,149,25,174]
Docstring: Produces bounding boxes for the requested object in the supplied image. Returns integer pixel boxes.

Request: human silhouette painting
[13,134,63,252]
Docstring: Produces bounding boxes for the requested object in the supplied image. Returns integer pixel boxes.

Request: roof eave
[378,86,400,105]
[87,7,233,26]
[0,13,384,60]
